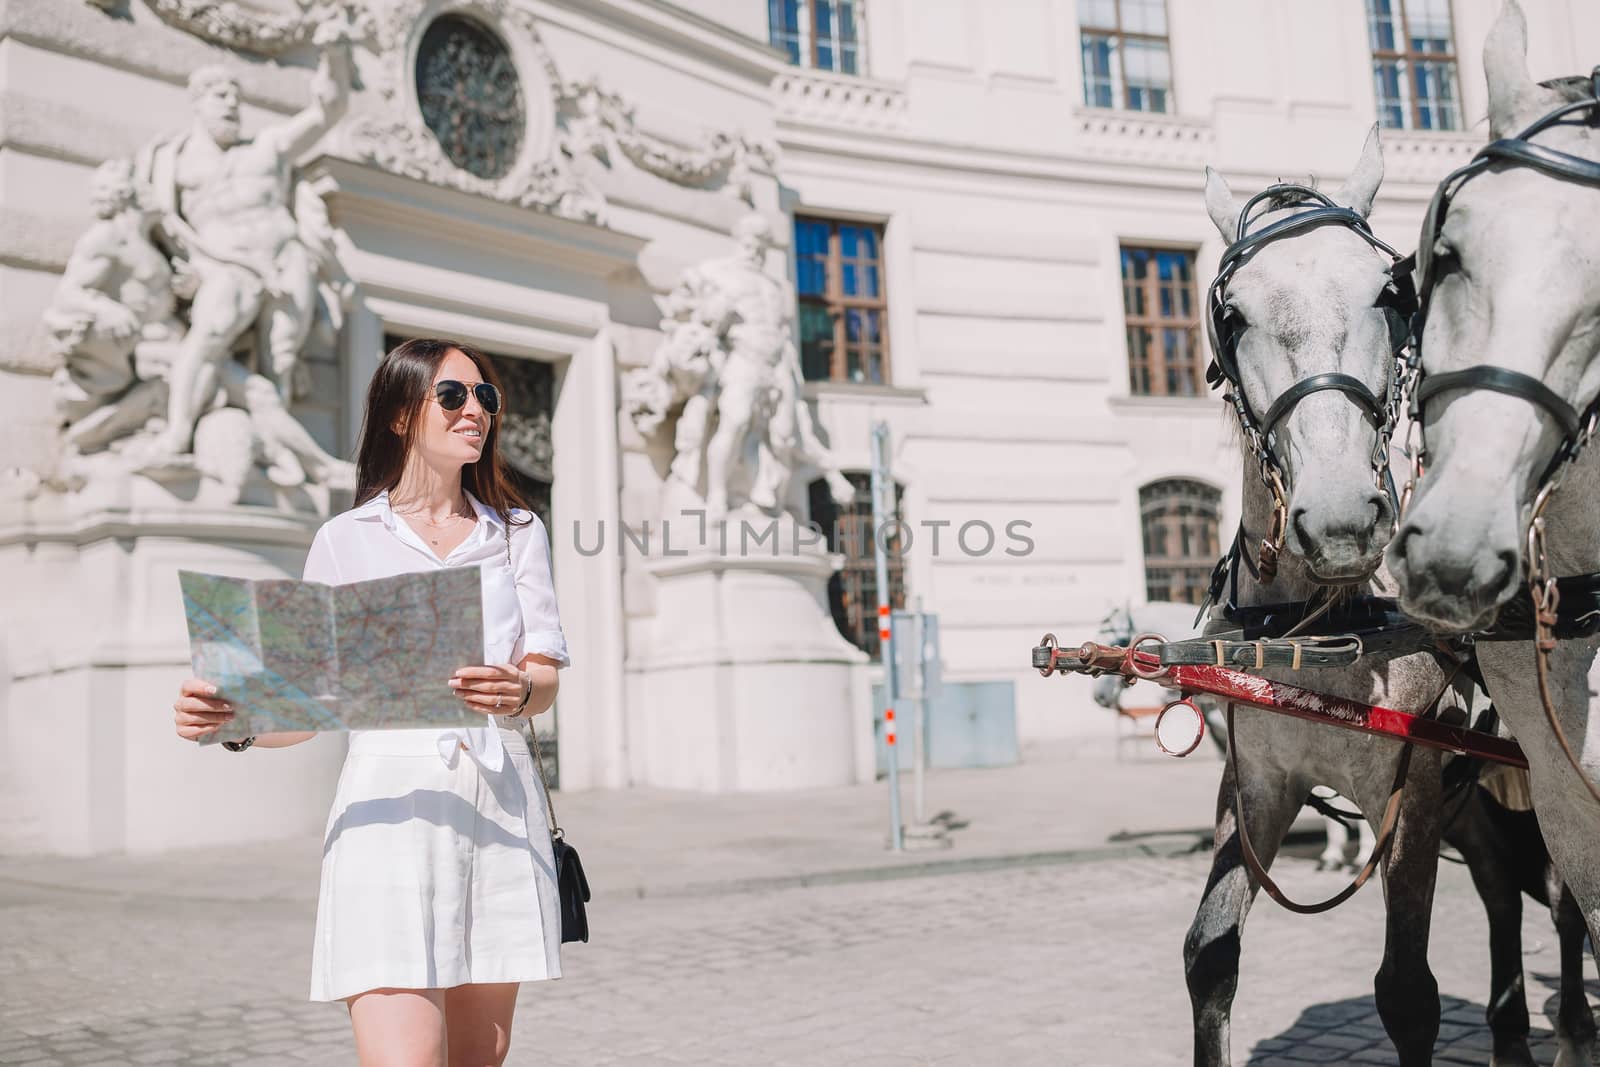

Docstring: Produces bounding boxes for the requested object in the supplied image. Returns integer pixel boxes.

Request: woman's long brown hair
[353,337,531,526]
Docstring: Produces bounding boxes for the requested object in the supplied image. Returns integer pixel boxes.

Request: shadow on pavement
[1244,990,1590,1066]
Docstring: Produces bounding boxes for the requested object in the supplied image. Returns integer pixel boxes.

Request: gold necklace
[396,502,470,546]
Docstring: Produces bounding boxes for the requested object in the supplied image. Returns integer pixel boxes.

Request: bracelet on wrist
[509,671,533,718]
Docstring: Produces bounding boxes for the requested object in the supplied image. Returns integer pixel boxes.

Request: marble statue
[138,40,350,458]
[625,213,856,519]
[44,159,183,457]
[39,37,357,503]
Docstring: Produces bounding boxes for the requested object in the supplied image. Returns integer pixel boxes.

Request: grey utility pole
[870,420,903,851]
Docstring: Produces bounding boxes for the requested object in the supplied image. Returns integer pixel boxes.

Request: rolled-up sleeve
[510,515,570,667]
[302,525,342,585]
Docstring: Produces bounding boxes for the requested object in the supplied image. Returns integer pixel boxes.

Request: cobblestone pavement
[3,846,1596,1065]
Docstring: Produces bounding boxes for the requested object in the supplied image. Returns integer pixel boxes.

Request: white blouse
[301,490,570,772]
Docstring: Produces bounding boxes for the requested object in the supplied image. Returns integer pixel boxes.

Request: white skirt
[309,727,563,1002]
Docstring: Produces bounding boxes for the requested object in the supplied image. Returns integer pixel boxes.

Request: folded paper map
[179,567,485,744]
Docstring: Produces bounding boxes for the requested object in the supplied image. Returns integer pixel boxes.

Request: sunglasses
[430,380,502,415]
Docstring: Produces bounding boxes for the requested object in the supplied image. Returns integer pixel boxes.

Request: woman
[172,338,569,1066]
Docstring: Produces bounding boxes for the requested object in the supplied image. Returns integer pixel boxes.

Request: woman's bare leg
[444,983,519,1067]
[347,987,447,1067]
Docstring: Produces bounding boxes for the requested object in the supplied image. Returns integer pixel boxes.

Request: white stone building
[0,0,1593,854]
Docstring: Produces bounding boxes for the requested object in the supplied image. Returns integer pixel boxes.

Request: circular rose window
[414,14,524,180]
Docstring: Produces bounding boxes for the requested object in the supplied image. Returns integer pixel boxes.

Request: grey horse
[1387,4,1600,1065]
[1184,129,1452,1067]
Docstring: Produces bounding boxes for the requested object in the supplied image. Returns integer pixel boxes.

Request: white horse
[1093,601,1376,871]
[1387,4,1600,1064]
[1183,129,1454,1066]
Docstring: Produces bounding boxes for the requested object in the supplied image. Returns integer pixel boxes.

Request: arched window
[809,473,906,659]
[1139,479,1221,605]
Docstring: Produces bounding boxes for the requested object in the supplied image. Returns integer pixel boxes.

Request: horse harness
[1186,75,1600,695]
[1405,67,1600,508]
[1205,184,1418,580]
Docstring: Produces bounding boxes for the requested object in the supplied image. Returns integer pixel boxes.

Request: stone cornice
[774,68,908,132]
[1072,107,1214,169]
[0,500,323,551]
[777,124,1213,194]
[1380,129,1482,184]
[802,381,926,406]
[313,156,647,279]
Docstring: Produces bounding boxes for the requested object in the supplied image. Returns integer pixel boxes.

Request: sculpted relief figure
[625,213,856,520]
[39,39,356,503]
[138,44,349,458]
[44,160,183,457]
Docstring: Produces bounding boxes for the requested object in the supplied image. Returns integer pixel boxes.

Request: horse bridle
[1406,68,1600,502]
[1403,68,1600,809]
[1206,184,1418,578]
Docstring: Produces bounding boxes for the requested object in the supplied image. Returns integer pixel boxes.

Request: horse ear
[1336,124,1384,218]
[1484,0,1545,138]
[1204,166,1241,241]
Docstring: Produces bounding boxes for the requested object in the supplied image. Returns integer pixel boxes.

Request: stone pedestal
[625,513,875,792]
[0,477,348,855]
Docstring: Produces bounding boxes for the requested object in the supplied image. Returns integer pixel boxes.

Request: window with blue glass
[795,216,889,385]
[769,0,862,76]
[1366,0,1460,131]
[1121,246,1201,397]
[1078,0,1172,113]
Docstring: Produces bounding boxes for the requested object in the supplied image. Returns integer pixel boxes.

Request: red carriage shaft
[1037,638,1528,769]
[1164,661,1527,769]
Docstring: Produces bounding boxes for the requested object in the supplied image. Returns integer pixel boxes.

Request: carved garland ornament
[565,79,777,203]
[140,0,372,55]
[341,114,604,221]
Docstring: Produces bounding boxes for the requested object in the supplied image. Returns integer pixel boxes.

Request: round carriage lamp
[1154,698,1207,758]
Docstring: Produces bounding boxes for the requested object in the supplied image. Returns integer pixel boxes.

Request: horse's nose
[1390,514,1520,626]
[1291,487,1388,550]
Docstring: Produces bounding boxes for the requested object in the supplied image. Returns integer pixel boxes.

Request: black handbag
[528,725,591,943]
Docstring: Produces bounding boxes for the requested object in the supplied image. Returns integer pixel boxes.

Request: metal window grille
[1121,246,1202,397]
[795,216,890,385]
[809,474,906,659]
[1140,479,1221,606]
[414,15,525,180]
[1365,0,1461,131]
[1077,0,1173,114]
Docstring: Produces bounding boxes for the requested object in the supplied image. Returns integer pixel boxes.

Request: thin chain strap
[527,726,562,838]
[507,514,563,838]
